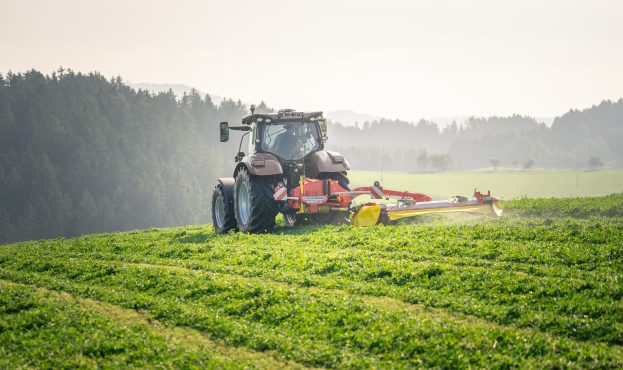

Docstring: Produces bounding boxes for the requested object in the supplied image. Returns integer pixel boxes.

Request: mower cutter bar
[385,198,502,221]
[350,187,501,227]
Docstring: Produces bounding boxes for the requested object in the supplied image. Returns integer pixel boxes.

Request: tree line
[327,102,622,171]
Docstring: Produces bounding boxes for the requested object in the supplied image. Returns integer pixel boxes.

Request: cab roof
[241,110,324,125]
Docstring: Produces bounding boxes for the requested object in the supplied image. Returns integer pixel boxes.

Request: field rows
[1,195,623,368]
[0,280,301,369]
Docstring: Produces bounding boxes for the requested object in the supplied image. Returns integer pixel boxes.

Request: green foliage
[0,282,289,369]
[1,195,622,367]
[0,284,258,368]
[503,193,623,218]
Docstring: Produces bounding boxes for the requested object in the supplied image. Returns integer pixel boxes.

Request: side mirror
[220,122,229,142]
[318,118,328,142]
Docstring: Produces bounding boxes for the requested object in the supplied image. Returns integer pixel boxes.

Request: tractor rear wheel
[212,184,237,234]
[234,168,278,233]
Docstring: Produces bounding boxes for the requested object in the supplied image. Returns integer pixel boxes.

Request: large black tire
[212,185,237,234]
[234,168,279,233]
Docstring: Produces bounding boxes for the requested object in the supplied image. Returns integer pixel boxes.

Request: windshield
[260,122,321,160]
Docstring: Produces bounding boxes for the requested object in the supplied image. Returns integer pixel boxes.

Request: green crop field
[1,195,623,368]
[348,168,623,199]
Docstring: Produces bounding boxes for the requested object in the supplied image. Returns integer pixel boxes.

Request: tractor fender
[216,177,235,208]
[306,150,350,178]
[234,153,283,177]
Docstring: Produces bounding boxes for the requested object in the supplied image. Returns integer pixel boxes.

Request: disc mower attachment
[273,178,501,228]
[349,185,501,227]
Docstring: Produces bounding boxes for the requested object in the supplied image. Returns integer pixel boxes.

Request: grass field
[349,168,623,199]
[1,195,623,368]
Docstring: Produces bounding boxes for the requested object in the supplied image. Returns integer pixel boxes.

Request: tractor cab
[220,108,328,163]
[260,120,321,161]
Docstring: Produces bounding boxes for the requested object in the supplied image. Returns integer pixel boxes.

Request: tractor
[212,106,502,234]
[212,107,352,233]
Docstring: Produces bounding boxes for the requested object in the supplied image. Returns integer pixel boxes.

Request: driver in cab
[273,123,302,157]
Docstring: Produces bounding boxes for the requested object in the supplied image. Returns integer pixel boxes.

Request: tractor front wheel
[234,168,278,233]
[212,184,237,234]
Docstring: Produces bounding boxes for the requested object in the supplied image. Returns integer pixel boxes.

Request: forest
[0,69,252,242]
[0,69,621,242]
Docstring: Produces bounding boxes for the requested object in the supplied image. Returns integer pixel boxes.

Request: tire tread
[234,168,278,233]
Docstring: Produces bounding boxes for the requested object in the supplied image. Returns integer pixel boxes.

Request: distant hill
[128,84,555,129]
[427,116,554,128]
[325,110,381,126]
[128,82,225,105]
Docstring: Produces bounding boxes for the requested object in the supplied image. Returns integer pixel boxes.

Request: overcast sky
[2,0,622,120]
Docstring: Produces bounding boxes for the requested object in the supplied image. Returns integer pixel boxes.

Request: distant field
[1,195,623,368]
[349,168,623,199]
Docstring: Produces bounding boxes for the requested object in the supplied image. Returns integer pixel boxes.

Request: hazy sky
[2,0,622,120]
